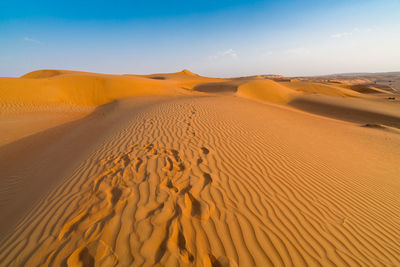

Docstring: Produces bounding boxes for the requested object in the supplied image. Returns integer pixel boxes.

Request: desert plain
[0,69,399,266]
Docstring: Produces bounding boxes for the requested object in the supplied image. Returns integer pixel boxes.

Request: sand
[0,70,400,266]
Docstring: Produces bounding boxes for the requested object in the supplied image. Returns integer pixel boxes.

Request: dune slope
[237,80,299,103]
[289,94,400,129]
[1,95,399,266]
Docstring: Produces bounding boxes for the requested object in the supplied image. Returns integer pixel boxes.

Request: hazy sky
[1,0,400,77]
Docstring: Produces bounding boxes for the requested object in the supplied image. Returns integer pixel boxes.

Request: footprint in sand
[201,146,210,155]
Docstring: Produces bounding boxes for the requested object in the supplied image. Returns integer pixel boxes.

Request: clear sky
[1,0,399,77]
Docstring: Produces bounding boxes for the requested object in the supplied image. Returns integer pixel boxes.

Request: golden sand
[0,70,399,266]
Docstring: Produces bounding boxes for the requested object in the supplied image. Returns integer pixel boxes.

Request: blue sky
[1,0,399,77]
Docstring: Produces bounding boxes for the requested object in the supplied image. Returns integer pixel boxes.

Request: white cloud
[331,27,376,39]
[23,37,41,44]
[331,32,353,38]
[209,48,238,60]
[220,48,238,58]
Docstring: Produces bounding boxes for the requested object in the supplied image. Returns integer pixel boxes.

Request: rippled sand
[1,70,399,266]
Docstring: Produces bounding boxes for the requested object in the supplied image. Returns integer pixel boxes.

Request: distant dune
[0,70,400,266]
[298,71,400,92]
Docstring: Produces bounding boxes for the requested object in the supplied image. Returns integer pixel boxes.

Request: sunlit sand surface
[0,70,399,266]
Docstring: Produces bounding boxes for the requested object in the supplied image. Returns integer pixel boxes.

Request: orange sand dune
[289,94,400,128]
[281,80,362,97]
[237,80,300,103]
[1,70,400,266]
[302,72,400,92]
[0,71,180,106]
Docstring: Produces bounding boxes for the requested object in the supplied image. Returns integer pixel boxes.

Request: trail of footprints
[59,143,215,266]
[2,97,400,267]
[182,106,197,139]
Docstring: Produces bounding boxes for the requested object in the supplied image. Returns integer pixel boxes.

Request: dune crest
[179,69,199,76]
[237,80,299,103]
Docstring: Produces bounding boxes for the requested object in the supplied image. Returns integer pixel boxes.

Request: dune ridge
[237,80,299,103]
[0,74,178,106]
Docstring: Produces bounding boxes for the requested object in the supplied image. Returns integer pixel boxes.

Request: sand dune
[237,80,299,103]
[281,81,362,97]
[1,70,400,266]
[302,72,400,92]
[0,103,93,146]
[0,72,178,106]
[289,94,400,129]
